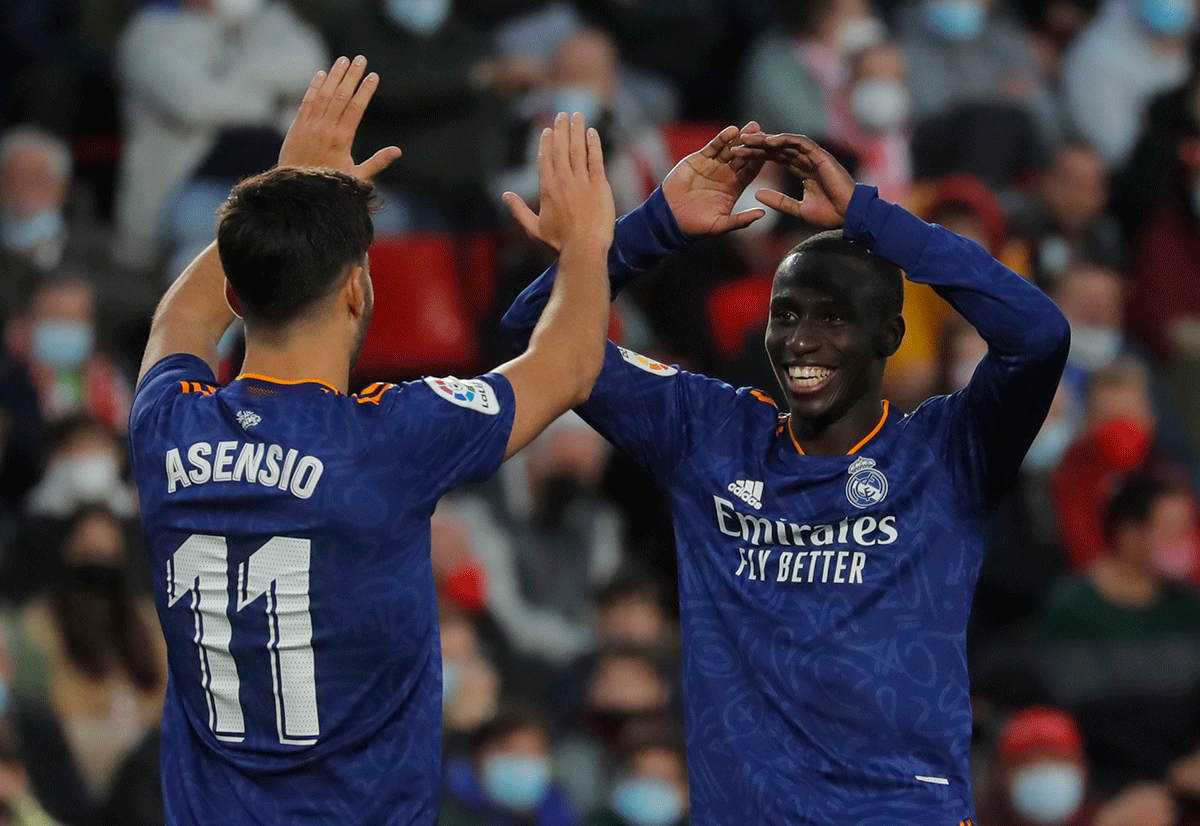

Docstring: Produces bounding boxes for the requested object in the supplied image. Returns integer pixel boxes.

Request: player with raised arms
[502,129,1070,825]
[128,55,615,825]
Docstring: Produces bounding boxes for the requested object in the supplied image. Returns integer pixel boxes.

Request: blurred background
[3,0,1200,824]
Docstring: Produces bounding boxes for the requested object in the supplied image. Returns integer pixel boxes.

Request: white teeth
[788,366,833,381]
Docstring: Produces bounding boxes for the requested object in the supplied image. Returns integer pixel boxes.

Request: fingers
[755,188,804,218]
[313,56,351,120]
[297,70,327,122]
[503,191,541,241]
[338,70,380,135]
[568,112,586,173]
[355,146,402,180]
[327,55,368,123]
[537,126,553,190]
[712,208,766,234]
[586,126,605,179]
[552,111,570,174]
[699,124,741,163]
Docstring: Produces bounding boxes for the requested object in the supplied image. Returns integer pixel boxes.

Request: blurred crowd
[5,0,1200,824]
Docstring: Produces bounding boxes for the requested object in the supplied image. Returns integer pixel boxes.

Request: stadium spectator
[739,0,887,138]
[441,607,502,757]
[114,0,326,268]
[1062,0,1196,168]
[6,277,130,431]
[441,705,578,826]
[0,128,79,275]
[433,502,490,616]
[1052,360,1200,574]
[324,0,540,234]
[1038,473,1200,797]
[455,412,623,671]
[844,42,914,203]
[491,30,672,216]
[1015,142,1125,284]
[586,731,688,826]
[592,572,675,653]
[18,507,165,822]
[896,0,1064,150]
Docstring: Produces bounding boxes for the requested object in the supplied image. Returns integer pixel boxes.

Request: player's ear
[879,315,904,357]
[344,265,366,319]
[224,281,242,319]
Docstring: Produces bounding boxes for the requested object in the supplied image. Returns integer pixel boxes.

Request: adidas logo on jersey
[728,479,764,510]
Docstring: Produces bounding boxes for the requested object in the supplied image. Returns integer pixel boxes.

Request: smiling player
[502,129,1070,825]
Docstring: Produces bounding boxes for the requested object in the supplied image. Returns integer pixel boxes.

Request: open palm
[661,123,767,236]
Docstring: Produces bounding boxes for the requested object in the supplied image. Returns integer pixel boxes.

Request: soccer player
[128,56,615,824]
[502,130,1071,825]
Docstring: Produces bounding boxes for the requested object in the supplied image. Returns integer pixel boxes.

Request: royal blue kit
[504,185,1070,825]
[129,365,515,825]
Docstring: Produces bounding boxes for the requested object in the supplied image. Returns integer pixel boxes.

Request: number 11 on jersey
[167,534,320,746]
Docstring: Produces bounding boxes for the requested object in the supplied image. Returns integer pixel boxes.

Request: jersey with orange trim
[128,360,514,826]
[502,185,1069,825]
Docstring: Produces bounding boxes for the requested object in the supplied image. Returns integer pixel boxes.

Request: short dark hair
[781,231,904,320]
[1104,473,1173,542]
[217,167,377,328]
[594,568,664,611]
[468,703,549,758]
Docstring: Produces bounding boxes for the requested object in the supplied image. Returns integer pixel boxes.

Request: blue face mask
[552,87,603,126]
[1137,0,1197,35]
[1010,762,1085,825]
[442,660,461,706]
[481,754,551,812]
[382,0,452,36]
[612,777,684,826]
[32,320,94,371]
[1024,419,1075,473]
[1,209,64,252]
[924,0,987,40]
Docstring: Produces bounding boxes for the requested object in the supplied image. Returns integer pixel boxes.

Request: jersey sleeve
[385,372,516,497]
[844,184,1071,510]
[128,354,218,476]
[575,342,744,482]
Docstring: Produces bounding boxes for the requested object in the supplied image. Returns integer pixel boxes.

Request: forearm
[138,242,235,386]
[843,184,1070,359]
[501,187,689,350]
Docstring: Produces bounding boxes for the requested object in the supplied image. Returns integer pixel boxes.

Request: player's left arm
[136,55,401,389]
[738,133,1071,505]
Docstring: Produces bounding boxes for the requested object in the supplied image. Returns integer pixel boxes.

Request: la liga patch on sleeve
[618,346,678,376]
[424,376,501,415]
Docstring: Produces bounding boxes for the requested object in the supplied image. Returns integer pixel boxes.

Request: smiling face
[765,247,903,428]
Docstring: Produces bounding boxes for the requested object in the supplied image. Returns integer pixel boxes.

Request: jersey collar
[234,372,341,394]
[786,400,891,456]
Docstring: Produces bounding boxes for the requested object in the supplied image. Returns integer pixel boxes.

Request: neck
[240,326,351,394]
[1089,555,1161,608]
[791,395,887,456]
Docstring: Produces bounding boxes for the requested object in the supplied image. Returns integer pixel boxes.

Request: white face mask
[1067,324,1121,370]
[383,0,453,36]
[1,208,65,253]
[1010,762,1085,825]
[835,17,888,53]
[211,0,265,25]
[1024,418,1075,473]
[850,79,911,133]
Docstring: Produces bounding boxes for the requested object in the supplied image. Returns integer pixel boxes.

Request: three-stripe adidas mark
[728,479,764,510]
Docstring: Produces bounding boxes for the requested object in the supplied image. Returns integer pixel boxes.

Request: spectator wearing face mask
[18,506,165,822]
[897,0,1065,154]
[842,42,914,203]
[454,412,623,674]
[1063,0,1196,169]
[441,705,577,826]
[491,30,672,217]
[740,0,889,138]
[1038,473,1200,799]
[441,606,502,758]
[978,706,1180,826]
[114,0,327,269]
[6,278,129,432]
[24,415,135,523]
[587,732,688,826]
[1052,360,1200,577]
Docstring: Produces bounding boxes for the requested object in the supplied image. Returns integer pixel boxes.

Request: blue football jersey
[503,185,1070,825]
[128,361,514,826]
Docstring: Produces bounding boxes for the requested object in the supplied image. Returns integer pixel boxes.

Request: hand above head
[731,133,856,230]
[503,112,616,253]
[661,122,768,236]
[277,55,402,181]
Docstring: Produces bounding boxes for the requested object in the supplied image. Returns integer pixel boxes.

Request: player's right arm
[493,113,615,460]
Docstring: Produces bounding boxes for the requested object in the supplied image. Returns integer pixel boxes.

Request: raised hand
[662,122,767,236]
[277,55,402,181]
[732,133,856,230]
[503,112,616,253]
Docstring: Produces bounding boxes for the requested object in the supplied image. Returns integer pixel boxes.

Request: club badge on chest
[846,457,888,509]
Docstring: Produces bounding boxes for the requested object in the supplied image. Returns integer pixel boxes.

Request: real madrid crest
[845,456,887,509]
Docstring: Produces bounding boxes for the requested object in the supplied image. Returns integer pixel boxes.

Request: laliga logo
[434,378,475,403]
[845,456,887,509]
